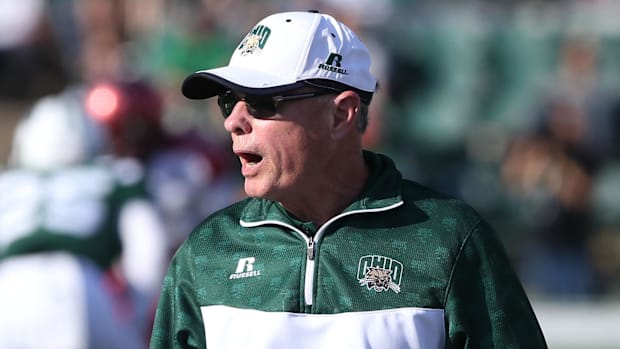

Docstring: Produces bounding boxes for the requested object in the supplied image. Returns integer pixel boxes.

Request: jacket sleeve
[444,219,548,348]
[150,244,206,349]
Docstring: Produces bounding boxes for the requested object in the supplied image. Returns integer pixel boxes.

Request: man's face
[222,90,333,202]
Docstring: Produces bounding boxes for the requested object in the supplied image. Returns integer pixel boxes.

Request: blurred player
[0,84,167,349]
[85,78,240,252]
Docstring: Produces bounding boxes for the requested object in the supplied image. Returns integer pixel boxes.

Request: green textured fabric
[150,151,546,349]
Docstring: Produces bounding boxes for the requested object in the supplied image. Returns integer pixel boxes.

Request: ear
[330,91,361,140]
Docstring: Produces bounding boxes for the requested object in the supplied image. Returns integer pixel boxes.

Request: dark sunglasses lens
[217,93,276,118]
[217,93,238,118]
[245,97,276,118]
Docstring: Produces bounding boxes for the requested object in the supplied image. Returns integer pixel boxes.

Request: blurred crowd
[381,1,620,298]
[1,0,620,347]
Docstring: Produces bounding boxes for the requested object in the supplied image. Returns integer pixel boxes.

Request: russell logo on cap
[319,53,349,75]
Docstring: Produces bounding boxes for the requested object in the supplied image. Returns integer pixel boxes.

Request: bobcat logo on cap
[238,25,271,56]
[357,255,403,294]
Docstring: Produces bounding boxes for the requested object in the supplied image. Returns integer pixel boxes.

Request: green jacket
[150,151,547,348]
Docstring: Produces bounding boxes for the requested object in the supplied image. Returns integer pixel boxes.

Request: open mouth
[238,152,263,165]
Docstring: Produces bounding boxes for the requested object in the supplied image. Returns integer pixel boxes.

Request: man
[150,11,547,349]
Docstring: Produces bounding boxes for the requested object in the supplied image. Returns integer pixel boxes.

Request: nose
[223,102,252,135]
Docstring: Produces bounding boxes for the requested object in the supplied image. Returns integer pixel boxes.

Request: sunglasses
[217,90,335,118]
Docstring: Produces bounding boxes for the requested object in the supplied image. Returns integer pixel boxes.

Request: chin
[243,181,271,199]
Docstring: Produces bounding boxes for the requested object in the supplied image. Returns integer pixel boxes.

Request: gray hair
[356,103,370,133]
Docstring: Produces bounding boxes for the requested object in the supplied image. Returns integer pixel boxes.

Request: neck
[280,150,368,226]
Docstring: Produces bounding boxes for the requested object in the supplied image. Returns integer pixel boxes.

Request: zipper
[304,238,316,306]
[240,219,316,305]
[307,239,315,261]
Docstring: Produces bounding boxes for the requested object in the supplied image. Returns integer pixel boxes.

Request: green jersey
[0,157,147,268]
[150,151,547,348]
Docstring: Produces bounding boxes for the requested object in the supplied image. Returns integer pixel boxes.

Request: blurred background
[0,0,619,348]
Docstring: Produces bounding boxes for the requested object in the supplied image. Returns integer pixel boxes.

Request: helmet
[9,89,105,170]
[85,79,165,161]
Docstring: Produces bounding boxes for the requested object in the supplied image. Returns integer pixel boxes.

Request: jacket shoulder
[401,179,483,232]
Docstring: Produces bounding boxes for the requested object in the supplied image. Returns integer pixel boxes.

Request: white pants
[0,253,145,349]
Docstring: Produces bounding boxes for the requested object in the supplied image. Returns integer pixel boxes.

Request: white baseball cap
[181,11,377,103]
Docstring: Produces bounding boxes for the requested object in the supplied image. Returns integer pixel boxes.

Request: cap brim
[181,66,306,99]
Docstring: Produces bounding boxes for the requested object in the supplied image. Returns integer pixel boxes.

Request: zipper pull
[307,239,315,261]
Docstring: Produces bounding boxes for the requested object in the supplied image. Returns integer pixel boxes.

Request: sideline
[532,299,620,349]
